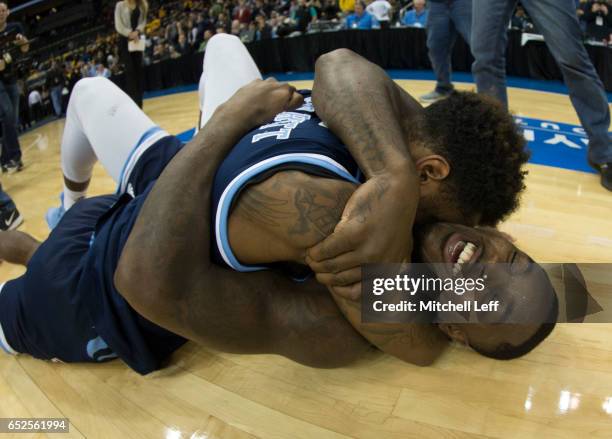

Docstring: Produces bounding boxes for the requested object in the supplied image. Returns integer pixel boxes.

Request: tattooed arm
[306,49,424,298]
[115,80,371,368]
[227,170,447,365]
[312,48,422,179]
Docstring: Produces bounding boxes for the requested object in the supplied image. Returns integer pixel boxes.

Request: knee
[70,77,113,107]
[207,33,242,51]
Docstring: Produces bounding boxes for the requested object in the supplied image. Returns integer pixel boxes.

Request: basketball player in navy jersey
[0,35,556,372]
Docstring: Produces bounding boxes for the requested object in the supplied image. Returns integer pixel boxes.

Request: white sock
[63,185,87,210]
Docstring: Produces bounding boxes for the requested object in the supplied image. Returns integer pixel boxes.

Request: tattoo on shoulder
[236,186,293,228]
[290,185,353,239]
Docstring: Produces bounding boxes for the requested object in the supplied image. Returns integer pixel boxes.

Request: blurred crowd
[15,0,611,128]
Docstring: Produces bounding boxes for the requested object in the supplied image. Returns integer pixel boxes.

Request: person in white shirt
[366,0,392,28]
[115,0,148,108]
[28,89,42,122]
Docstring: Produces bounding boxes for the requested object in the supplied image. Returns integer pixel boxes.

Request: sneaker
[419,90,451,104]
[3,160,18,175]
[0,206,23,231]
[45,193,66,230]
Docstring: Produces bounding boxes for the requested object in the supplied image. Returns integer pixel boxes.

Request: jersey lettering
[252,111,311,143]
[296,96,315,113]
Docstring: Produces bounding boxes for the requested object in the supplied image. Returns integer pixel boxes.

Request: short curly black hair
[422,91,529,225]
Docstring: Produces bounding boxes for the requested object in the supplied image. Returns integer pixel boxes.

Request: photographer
[0,1,28,173]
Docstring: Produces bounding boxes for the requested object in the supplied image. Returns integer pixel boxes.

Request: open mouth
[444,233,483,275]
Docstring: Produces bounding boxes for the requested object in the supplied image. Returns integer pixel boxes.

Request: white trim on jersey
[117,129,171,195]
[215,153,360,272]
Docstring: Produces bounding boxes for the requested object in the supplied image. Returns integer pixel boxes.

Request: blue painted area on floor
[176,128,196,143]
[516,116,598,174]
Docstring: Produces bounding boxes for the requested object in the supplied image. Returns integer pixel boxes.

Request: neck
[0,21,6,31]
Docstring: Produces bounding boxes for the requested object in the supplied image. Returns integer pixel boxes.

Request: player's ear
[415,155,450,184]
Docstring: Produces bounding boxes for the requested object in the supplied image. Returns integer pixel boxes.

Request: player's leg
[198,34,263,129]
[0,231,41,356]
[48,77,165,228]
[0,230,40,266]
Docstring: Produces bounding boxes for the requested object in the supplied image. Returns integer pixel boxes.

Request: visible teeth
[452,242,477,275]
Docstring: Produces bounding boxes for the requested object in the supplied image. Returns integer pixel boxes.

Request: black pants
[0,81,22,165]
[119,37,144,108]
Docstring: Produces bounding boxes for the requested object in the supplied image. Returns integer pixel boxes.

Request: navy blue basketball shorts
[0,132,185,368]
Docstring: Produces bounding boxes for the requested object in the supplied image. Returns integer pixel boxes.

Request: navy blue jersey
[211,91,363,272]
[0,91,366,373]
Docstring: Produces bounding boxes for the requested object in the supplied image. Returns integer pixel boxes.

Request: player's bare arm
[114,80,371,368]
[115,79,304,337]
[309,49,424,297]
[228,170,447,366]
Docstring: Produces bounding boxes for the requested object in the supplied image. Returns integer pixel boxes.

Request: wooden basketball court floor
[0,80,611,438]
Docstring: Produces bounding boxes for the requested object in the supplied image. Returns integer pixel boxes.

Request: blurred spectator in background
[175,32,190,55]
[582,0,611,41]
[255,14,273,39]
[471,0,612,192]
[420,0,472,103]
[115,0,148,108]
[340,0,356,14]
[46,61,64,117]
[402,0,428,28]
[17,80,30,132]
[198,29,215,51]
[0,1,28,173]
[346,1,376,29]
[27,88,42,122]
[294,0,317,33]
[510,5,534,31]
[234,0,252,24]
[366,0,392,29]
[242,21,257,42]
[231,18,241,35]
[321,0,341,19]
[95,63,111,78]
